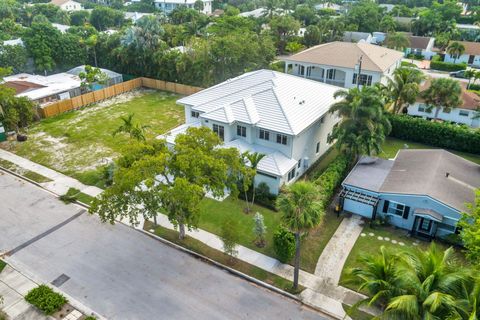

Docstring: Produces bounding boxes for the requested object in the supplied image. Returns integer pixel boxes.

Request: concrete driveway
[0,172,327,320]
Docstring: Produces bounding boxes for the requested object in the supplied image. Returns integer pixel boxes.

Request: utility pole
[356,55,363,89]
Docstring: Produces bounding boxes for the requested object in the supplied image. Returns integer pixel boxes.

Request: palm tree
[82,34,99,67]
[464,69,475,89]
[328,86,392,157]
[276,181,324,289]
[387,67,425,114]
[386,32,410,51]
[447,41,466,63]
[112,114,149,141]
[243,152,266,211]
[422,78,462,121]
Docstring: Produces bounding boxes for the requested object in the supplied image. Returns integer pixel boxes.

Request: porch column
[284,62,289,74]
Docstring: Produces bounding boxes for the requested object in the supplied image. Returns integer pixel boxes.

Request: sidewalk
[0,149,102,197]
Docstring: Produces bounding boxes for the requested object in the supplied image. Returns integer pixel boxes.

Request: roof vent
[445,172,450,178]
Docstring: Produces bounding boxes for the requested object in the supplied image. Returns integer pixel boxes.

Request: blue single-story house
[340,149,480,239]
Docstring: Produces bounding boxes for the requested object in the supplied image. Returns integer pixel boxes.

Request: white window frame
[276,134,287,145]
[387,201,405,217]
[459,110,469,117]
[191,110,200,118]
[237,125,246,137]
[287,167,296,181]
[259,129,270,141]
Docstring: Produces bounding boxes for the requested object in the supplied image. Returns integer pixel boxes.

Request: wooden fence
[39,77,204,118]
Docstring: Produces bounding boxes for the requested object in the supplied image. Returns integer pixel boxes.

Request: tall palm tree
[328,86,392,157]
[276,181,324,289]
[386,32,410,51]
[387,67,425,114]
[447,41,466,63]
[82,34,98,67]
[464,69,475,89]
[243,151,266,210]
[422,78,462,121]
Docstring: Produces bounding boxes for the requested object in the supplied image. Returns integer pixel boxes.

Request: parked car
[450,70,468,78]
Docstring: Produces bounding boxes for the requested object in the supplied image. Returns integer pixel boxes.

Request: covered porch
[284,62,347,87]
[411,208,443,240]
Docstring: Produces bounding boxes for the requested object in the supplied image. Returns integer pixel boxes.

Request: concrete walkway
[0,149,102,197]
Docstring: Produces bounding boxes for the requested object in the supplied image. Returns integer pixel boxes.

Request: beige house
[282,41,404,88]
[49,0,83,11]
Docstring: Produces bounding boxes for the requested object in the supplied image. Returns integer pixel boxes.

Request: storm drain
[51,274,70,287]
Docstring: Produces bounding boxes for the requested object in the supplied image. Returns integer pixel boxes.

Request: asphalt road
[0,172,327,320]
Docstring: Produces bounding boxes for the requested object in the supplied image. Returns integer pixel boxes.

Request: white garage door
[343,199,373,218]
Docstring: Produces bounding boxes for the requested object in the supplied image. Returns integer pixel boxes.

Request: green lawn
[340,224,467,291]
[144,220,301,294]
[2,89,184,188]
[380,137,480,164]
[0,159,52,183]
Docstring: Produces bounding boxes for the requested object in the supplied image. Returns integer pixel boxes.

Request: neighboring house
[343,31,373,44]
[239,8,267,18]
[405,35,436,60]
[66,65,123,88]
[49,0,82,11]
[341,149,480,239]
[3,72,82,105]
[52,23,70,33]
[444,41,480,66]
[379,3,395,12]
[163,70,341,194]
[153,0,212,14]
[2,38,24,47]
[372,32,387,45]
[314,3,345,13]
[124,12,153,24]
[282,41,404,88]
[407,79,480,128]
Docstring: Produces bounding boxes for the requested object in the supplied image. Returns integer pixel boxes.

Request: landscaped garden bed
[25,285,68,315]
[0,89,184,188]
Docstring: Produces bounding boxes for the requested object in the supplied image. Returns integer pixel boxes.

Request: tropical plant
[387,67,425,114]
[421,78,462,120]
[464,69,475,89]
[277,181,324,289]
[242,151,266,211]
[78,65,108,93]
[221,215,241,262]
[459,189,480,264]
[112,113,149,141]
[253,212,267,247]
[328,86,392,157]
[273,226,295,263]
[385,32,410,51]
[447,41,466,63]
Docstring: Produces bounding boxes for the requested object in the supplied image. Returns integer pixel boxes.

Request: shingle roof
[454,41,480,56]
[50,0,73,5]
[417,79,480,111]
[408,36,431,50]
[380,149,480,212]
[343,157,394,192]
[283,41,404,73]
[178,70,340,135]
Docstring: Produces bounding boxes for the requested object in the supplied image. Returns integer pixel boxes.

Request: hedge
[25,285,68,315]
[313,154,352,208]
[388,114,480,154]
[430,60,466,72]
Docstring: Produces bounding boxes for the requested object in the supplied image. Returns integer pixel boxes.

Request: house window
[212,124,224,141]
[316,142,320,154]
[352,73,373,86]
[191,111,200,118]
[419,218,432,232]
[276,134,287,145]
[459,110,470,117]
[237,125,246,137]
[259,129,270,140]
[382,200,410,219]
[287,167,296,181]
[418,104,426,112]
[437,223,456,232]
[297,159,302,168]
[326,69,336,80]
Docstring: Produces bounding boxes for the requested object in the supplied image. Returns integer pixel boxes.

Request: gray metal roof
[343,156,394,192]
[66,65,122,79]
[380,149,480,212]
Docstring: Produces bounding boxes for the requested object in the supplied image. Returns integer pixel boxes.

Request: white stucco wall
[407,103,479,128]
[444,53,480,66]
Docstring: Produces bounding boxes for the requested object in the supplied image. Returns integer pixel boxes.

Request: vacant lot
[1,89,184,187]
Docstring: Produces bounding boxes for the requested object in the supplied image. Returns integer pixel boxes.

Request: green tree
[387,67,425,114]
[253,212,267,247]
[78,65,108,92]
[82,34,98,67]
[303,25,321,47]
[386,32,410,51]
[244,152,266,209]
[221,216,241,261]
[460,190,480,264]
[447,41,466,63]
[0,44,28,73]
[194,0,204,12]
[112,113,148,141]
[345,1,383,32]
[464,69,475,89]
[89,7,125,31]
[328,86,392,157]
[380,15,397,33]
[91,127,251,240]
[70,10,90,26]
[421,78,462,120]
[269,15,301,53]
[276,181,324,289]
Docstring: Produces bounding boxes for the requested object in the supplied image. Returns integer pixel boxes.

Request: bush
[430,60,467,72]
[238,182,277,211]
[25,285,68,315]
[406,53,424,60]
[221,216,241,261]
[468,83,480,91]
[401,61,417,68]
[388,114,480,154]
[314,154,352,209]
[273,226,296,263]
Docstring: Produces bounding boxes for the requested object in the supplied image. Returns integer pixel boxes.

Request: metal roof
[178,70,340,135]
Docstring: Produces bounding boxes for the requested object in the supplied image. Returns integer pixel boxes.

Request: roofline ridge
[271,86,295,135]
[356,43,385,72]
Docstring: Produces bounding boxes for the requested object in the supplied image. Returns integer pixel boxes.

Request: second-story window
[316,142,320,154]
[259,129,270,141]
[191,111,200,118]
[212,124,224,141]
[276,134,287,145]
[237,125,246,137]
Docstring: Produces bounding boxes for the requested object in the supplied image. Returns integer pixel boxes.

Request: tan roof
[418,78,480,111]
[50,0,72,6]
[455,41,480,56]
[284,42,404,73]
[3,81,45,95]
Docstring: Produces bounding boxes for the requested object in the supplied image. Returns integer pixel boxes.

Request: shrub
[84,317,97,320]
[25,285,68,315]
[220,216,241,262]
[468,83,480,91]
[273,226,296,263]
[430,60,466,72]
[401,61,417,68]
[314,154,352,209]
[388,114,480,154]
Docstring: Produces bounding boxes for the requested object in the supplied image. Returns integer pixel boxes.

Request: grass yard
[1,89,184,188]
[144,220,301,294]
[380,137,480,164]
[0,159,51,183]
[339,223,467,292]
[197,196,343,273]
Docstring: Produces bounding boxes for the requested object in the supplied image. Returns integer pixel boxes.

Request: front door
[416,217,434,238]
[469,55,475,64]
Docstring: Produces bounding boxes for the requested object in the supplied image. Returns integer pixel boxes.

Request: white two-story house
[282,41,404,89]
[407,79,480,128]
[163,70,341,194]
[154,0,212,14]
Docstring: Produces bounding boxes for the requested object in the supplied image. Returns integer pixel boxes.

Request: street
[0,172,327,320]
